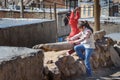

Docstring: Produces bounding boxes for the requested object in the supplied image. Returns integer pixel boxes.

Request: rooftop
[0,18,53,28]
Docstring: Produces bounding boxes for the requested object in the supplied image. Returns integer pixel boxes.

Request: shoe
[68,49,75,55]
[76,58,83,62]
[86,76,95,80]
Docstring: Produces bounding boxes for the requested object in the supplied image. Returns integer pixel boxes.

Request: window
[88,7,91,16]
[83,6,86,15]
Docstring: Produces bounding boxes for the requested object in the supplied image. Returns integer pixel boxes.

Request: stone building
[78,0,120,18]
[78,0,94,18]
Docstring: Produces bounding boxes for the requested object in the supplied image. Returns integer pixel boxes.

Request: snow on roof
[79,2,94,5]
[0,8,69,13]
[38,8,69,13]
[0,18,53,28]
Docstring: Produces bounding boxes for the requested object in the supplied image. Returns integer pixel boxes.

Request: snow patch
[105,33,120,41]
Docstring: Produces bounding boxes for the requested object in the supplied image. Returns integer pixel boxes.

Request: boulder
[0,46,44,80]
[110,46,120,67]
[32,30,120,80]
[55,56,86,80]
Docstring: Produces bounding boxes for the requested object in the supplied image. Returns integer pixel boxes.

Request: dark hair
[84,21,93,33]
[78,21,93,33]
[78,21,85,28]
[66,11,71,17]
[64,17,69,26]
[64,11,71,26]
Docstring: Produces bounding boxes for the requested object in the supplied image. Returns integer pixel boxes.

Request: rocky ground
[44,50,120,80]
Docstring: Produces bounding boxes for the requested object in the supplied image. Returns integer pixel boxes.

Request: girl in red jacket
[64,7,81,55]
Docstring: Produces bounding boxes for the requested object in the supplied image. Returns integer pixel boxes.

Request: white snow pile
[105,33,120,42]
[0,46,40,64]
[0,18,52,28]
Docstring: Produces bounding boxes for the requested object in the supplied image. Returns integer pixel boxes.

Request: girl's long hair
[78,21,94,33]
[84,21,93,33]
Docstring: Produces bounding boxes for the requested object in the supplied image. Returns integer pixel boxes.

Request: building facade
[78,0,120,18]
[78,0,94,18]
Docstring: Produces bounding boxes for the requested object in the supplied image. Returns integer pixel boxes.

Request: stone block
[0,46,44,80]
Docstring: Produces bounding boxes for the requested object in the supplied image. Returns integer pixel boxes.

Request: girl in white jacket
[68,21,95,77]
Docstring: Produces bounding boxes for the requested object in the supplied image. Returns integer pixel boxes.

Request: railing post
[43,3,45,19]
[54,2,58,41]
[20,0,24,18]
[50,5,52,19]
[4,0,7,8]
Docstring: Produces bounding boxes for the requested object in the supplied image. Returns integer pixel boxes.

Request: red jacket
[68,11,80,38]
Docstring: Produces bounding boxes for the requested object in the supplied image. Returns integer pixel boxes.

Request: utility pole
[94,0,100,31]
[20,0,24,18]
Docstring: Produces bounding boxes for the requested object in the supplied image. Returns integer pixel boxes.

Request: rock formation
[33,30,120,80]
[0,46,44,80]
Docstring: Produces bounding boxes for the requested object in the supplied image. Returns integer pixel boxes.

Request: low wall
[0,46,44,80]
[0,18,56,47]
[0,10,54,19]
[0,9,70,38]
[100,23,120,34]
[89,22,120,34]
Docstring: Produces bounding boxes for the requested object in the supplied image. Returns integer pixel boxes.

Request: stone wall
[0,19,56,47]
[0,46,44,80]
[0,10,70,37]
[100,23,120,34]
[90,22,120,34]
[0,10,54,19]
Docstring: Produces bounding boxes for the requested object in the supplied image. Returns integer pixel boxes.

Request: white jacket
[70,28,95,49]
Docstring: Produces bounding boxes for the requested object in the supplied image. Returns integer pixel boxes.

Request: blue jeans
[74,44,94,77]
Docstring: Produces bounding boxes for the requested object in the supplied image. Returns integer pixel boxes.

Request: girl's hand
[74,7,80,12]
[68,41,75,44]
[66,37,70,41]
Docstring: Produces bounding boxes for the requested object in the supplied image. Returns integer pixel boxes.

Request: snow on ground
[0,18,53,28]
[105,33,120,41]
[79,17,120,24]
[0,46,39,64]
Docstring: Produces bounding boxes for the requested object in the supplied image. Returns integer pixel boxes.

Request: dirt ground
[44,50,120,80]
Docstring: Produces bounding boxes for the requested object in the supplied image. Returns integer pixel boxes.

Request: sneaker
[76,58,84,62]
[87,75,96,79]
[68,49,75,55]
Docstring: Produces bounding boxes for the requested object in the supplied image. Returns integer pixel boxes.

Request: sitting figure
[67,21,95,77]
